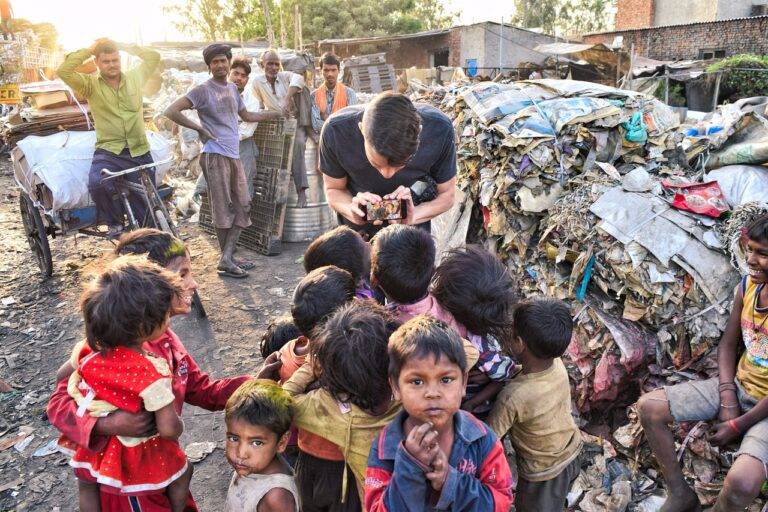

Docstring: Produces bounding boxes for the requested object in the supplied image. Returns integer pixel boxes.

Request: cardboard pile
[427,79,768,510]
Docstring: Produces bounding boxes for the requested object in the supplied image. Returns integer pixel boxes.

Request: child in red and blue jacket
[364,315,513,512]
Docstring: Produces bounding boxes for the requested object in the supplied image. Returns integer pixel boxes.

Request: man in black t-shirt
[319,92,456,238]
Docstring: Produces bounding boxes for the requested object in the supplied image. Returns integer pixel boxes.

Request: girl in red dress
[66,255,192,511]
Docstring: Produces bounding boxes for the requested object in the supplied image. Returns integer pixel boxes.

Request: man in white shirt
[252,49,310,207]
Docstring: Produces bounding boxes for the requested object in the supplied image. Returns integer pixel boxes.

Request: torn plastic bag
[661,180,729,218]
[622,112,648,143]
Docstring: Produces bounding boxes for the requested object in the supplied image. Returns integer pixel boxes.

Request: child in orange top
[277,265,360,511]
[65,256,192,511]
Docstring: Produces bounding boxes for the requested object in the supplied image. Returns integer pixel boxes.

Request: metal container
[283,139,337,242]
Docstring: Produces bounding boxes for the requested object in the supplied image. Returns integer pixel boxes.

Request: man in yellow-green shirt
[57,38,160,237]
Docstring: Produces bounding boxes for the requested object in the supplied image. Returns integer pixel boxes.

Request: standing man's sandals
[217,265,248,279]
[233,259,255,270]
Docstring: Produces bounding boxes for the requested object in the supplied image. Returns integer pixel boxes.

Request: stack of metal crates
[199,119,296,255]
[342,53,398,94]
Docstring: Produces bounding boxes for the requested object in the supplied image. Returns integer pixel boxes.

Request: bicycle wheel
[19,193,53,278]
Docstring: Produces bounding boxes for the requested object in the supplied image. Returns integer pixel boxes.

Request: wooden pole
[621,43,636,90]
[498,16,503,79]
[664,68,670,104]
[260,0,275,48]
[279,6,286,48]
[298,8,303,50]
[713,72,722,112]
[294,4,299,50]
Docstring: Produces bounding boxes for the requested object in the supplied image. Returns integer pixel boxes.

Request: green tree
[412,0,458,31]
[163,0,228,40]
[165,0,455,45]
[512,0,615,36]
[223,0,270,41]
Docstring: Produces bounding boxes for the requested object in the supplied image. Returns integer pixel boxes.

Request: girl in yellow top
[638,214,768,512]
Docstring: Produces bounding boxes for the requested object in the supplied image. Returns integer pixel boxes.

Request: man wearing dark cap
[164,43,281,278]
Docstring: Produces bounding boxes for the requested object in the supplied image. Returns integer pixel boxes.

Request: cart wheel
[191,290,207,318]
[19,193,53,278]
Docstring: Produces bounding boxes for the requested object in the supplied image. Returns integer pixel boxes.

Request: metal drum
[283,138,337,242]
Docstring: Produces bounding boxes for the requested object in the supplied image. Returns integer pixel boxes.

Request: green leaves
[512,0,615,36]
[164,0,456,44]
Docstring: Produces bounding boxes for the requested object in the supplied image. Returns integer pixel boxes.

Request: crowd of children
[48,214,768,511]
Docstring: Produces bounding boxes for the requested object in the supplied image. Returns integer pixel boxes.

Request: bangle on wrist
[728,419,742,434]
[719,381,736,390]
[720,403,739,408]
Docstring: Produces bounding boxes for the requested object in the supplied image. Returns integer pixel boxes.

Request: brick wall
[616,0,655,30]
[449,28,462,67]
[584,15,768,61]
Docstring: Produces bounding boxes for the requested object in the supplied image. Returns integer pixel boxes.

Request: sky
[447,0,513,25]
[15,0,516,51]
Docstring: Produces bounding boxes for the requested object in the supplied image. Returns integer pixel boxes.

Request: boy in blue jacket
[364,315,513,511]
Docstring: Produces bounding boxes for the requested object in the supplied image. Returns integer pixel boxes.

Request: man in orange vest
[311,52,357,135]
[310,52,357,173]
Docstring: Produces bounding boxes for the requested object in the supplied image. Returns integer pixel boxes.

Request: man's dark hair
[432,245,517,337]
[388,315,467,381]
[291,266,355,338]
[114,228,187,268]
[320,52,341,69]
[260,315,300,358]
[81,256,183,352]
[508,298,573,359]
[93,40,119,58]
[371,225,435,304]
[361,92,421,167]
[231,57,252,75]
[225,379,294,436]
[746,214,768,244]
[303,226,368,284]
[311,300,400,411]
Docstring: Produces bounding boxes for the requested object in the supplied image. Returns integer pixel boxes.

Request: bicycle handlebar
[100,158,174,180]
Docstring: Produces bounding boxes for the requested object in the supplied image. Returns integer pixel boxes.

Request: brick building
[317,22,560,73]
[615,0,766,30]
[584,14,768,61]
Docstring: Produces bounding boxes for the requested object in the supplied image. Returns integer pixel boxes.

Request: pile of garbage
[438,79,733,384]
[427,79,768,510]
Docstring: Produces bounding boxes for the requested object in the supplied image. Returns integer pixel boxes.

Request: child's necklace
[753,283,768,333]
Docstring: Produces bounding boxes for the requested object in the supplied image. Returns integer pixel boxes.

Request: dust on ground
[0,157,308,511]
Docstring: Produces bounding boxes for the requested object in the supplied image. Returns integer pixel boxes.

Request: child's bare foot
[660,486,700,512]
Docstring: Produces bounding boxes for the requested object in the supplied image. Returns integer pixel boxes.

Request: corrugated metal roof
[535,42,610,54]
[586,14,768,36]
[318,28,450,45]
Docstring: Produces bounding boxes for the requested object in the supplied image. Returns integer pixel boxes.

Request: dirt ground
[0,157,308,511]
